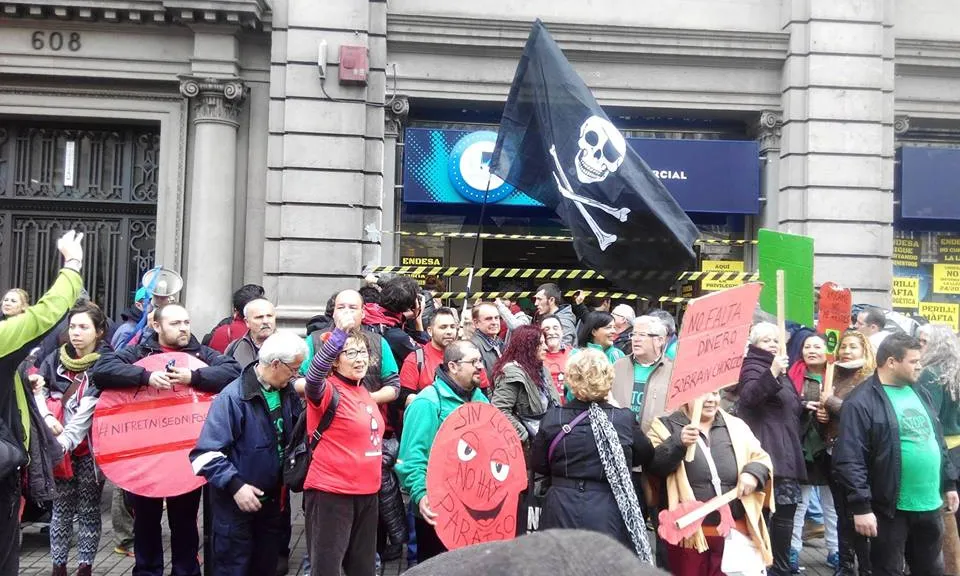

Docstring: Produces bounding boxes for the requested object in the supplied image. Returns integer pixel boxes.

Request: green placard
[758,229,815,327]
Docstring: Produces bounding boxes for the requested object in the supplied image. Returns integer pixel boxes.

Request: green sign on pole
[758,228,815,327]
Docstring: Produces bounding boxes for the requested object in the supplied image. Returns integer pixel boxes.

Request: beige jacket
[613,355,673,433]
[648,410,774,566]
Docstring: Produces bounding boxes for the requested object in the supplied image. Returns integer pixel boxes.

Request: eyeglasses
[456,358,484,367]
[275,360,301,375]
[341,349,369,360]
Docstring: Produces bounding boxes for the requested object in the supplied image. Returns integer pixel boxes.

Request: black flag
[490,19,699,297]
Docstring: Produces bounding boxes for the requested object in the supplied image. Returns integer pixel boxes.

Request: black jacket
[833,374,959,518]
[734,345,807,482]
[90,333,241,394]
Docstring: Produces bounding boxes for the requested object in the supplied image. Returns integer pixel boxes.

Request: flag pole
[461,173,494,333]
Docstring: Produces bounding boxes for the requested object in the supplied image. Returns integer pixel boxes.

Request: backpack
[282,386,340,492]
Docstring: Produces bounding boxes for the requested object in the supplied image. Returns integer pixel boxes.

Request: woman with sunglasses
[302,307,385,576]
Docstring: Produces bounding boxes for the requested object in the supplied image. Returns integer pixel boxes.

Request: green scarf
[59,344,101,373]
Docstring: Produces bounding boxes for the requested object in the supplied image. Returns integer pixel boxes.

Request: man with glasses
[612,315,673,433]
[397,340,490,564]
[190,332,307,576]
[91,303,241,576]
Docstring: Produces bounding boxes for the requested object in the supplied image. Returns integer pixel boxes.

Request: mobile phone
[165,360,176,373]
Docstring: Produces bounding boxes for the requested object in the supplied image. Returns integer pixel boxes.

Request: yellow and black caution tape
[432,290,691,305]
[371,266,758,283]
[388,230,757,245]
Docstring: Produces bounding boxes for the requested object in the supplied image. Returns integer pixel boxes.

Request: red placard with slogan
[426,403,527,550]
[93,352,215,498]
[818,282,852,360]
[667,283,763,411]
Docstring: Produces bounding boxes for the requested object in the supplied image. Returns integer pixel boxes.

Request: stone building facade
[1,0,959,331]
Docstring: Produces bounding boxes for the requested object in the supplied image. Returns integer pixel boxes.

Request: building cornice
[896,38,960,73]
[0,0,270,30]
[386,13,788,67]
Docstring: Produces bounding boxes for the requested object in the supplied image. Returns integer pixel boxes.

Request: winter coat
[613,328,632,357]
[396,369,489,507]
[379,438,408,545]
[823,365,869,448]
[648,410,774,565]
[491,362,560,444]
[91,333,241,394]
[833,374,958,519]
[788,362,828,484]
[612,355,674,434]
[735,345,808,482]
[530,399,654,549]
[37,342,111,455]
[471,332,502,387]
[554,305,578,349]
[0,269,80,501]
[111,304,143,350]
[190,364,302,498]
[919,366,960,438]
[224,332,259,369]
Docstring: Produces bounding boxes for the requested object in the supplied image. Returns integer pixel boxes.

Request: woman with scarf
[35,301,109,576]
[647,390,773,575]
[736,322,814,576]
[575,311,626,366]
[531,349,655,562]
[918,325,960,576]
[819,330,875,576]
[787,333,837,571]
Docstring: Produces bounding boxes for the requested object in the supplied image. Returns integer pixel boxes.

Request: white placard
[63,140,75,187]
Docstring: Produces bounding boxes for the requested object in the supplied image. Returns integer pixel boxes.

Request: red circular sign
[93,352,215,498]
[425,402,527,550]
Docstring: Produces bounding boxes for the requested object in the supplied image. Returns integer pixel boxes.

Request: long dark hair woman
[531,349,654,562]
[35,301,110,576]
[576,311,626,365]
[491,324,561,446]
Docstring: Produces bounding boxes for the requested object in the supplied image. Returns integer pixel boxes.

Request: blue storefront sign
[403,127,760,214]
[899,146,960,220]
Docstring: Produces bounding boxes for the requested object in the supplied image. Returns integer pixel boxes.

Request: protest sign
[894,237,921,268]
[817,282,852,359]
[759,229,814,327]
[920,302,960,332]
[426,403,527,550]
[667,282,762,412]
[892,277,920,309]
[934,264,960,295]
[938,236,960,264]
[93,352,214,498]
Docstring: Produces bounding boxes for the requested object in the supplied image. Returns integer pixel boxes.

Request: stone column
[752,110,783,269]
[179,76,246,333]
[380,96,409,265]
[780,0,895,306]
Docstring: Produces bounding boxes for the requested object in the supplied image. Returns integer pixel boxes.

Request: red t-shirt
[544,349,571,404]
[399,343,445,393]
[305,374,384,495]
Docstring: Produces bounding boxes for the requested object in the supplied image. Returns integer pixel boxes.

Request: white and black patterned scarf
[588,402,653,564]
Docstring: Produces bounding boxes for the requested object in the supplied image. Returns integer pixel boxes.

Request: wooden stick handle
[822,362,835,400]
[776,269,786,356]
[685,398,703,462]
[676,489,739,530]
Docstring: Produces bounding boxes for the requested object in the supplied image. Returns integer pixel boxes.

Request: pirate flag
[489,20,699,297]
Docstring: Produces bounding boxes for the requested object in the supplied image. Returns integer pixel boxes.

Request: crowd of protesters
[3,234,960,576]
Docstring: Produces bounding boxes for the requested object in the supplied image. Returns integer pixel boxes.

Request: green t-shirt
[883,385,943,512]
[631,362,656,417]
[262,386,284,465]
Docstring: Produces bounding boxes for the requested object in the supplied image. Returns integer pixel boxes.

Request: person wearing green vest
[396,340,489,565]
[834,332,959,576]
[0,230,85,576]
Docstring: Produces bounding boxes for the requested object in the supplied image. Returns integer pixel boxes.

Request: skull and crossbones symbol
[550,116,630,251]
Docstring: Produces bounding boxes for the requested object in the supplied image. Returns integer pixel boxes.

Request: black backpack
[282,386,340,492]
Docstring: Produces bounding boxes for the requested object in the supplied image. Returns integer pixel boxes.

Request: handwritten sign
[667,283,762,411]
[817,282,852,358]
[426,403,527,550]
[93,352,215,498]
[701,260,745,292]
[934,264,960,295]
[892,277,920,310]
[920,302,960,332]
[894,237,921,268]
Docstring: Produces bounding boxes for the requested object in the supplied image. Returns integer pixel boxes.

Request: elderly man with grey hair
[224,298,277,368]
[190,331,307,576]
[611,315,673,433]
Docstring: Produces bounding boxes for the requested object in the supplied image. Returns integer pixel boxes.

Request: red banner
[426,403,527,550]
[818,282,852,360]
[93,352,215,498]
[667,283,762,411]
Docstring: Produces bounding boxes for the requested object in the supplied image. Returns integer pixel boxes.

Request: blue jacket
[189,364,303,495]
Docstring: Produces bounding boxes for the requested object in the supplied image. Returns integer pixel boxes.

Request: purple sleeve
[305,328,347,404]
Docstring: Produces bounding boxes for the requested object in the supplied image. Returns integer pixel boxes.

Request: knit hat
[404,530,662,576]
[612,304,636,324]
